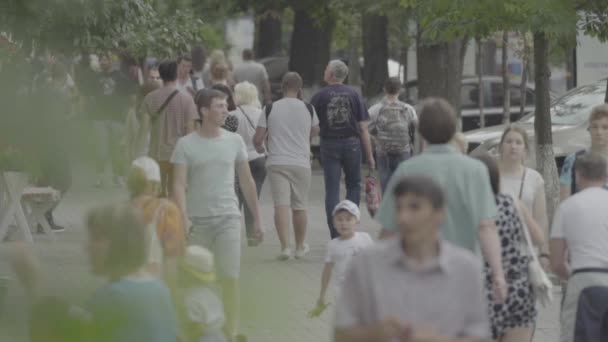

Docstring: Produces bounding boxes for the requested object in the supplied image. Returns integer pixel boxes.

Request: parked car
[466,78,608,169]
[257,56,290,101]
[372,76,543,131]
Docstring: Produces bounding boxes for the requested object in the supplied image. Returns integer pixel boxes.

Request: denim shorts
[189,215,242,279]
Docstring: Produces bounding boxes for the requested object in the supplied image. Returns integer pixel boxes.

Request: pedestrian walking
[550,152,608,342]
[85,203,179,342]
[368,77,417,192]
[312,200,373,316]
[202,50,231,87]
[334,176,490,342]
[178,246,227,342]
[176,55,204,97]
[127,157,185,286]
[311,60,375,239]
[476,154,548,342]
[139,60,197,197]
[232,49,271,106]
[231,81,266,246]
[375,97,508,303]
[172,88,264,341]
[126,81,160,162]
[209,62,231,88]
[560,104,608,200]
[92,52,138,188]
[497,125,550,263]
[254,72,320,260]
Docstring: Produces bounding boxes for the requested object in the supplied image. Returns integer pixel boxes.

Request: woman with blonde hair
[497,125,550,266]
[127,156,186,284]
[231,81,266,246]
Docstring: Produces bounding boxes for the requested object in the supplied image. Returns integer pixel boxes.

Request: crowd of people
[5,42,608,342]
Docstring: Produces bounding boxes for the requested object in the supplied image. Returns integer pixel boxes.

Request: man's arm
[359,121,375,170]
[311,125,320,138]
[559,185,571,202]
[136,104,151,154]
[253,127,267,154]
[550,238,569,281]
[172,163,190,228]
[478,219,507,303]
[263,79,272,106]
[237,161,263,238]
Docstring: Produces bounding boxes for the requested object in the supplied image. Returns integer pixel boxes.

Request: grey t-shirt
[257,98,319,169]
[171,131,248,218]
[232,61,269,101]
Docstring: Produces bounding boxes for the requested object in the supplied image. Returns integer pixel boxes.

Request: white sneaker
[278,248,291,261]
[295,244,310,259]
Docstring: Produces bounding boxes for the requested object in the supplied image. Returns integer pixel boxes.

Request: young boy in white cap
[179,245,228,342]
[310,200,373,317]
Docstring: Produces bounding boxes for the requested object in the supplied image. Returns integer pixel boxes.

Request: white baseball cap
[131,157,161,182]
[332,200,361,221]
[182,245,216,282]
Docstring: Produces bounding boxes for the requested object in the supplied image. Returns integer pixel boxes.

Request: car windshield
[521,81,606,125]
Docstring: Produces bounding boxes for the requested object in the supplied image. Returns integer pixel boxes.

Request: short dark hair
[191,44,206,71]
[86,204,148,279]
[242,49,254,61]
[158,60,177,83]
[384,77,401,95]
[393,176,445,209]
[282,72,303,92]
[177,54,192,64]
[418,97,457,144]
[211,83,236,111]
[576,152,608,182]
[474,153,500,195]
[194,88,228,111]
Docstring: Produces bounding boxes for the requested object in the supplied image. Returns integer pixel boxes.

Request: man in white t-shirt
[232,49,271,106]
[171,88,264,340]
[550,152,608,342]
[253,72,320,260]
[176,55,204,97]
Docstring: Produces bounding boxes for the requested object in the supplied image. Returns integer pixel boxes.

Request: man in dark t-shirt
[311,60,375,238]
[92,52,137,187]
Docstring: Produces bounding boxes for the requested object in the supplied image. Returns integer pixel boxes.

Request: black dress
[484,193,537,339]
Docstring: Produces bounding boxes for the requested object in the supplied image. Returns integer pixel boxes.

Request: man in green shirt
[375,97,507,302]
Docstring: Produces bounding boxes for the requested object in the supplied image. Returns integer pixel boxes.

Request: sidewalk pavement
[0,167,560,342]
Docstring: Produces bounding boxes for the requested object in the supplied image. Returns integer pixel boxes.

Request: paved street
[0,165,561,342]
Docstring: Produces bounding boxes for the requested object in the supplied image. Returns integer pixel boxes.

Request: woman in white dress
[497,125,550,267]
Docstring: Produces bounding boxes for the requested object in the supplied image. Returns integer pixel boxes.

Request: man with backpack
[253,72,320,260]
[139,60,197,197]
[559,104,608,200]
[368,77,418,192]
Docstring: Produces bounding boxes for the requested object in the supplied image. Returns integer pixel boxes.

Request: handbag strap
[238,105,256,130]
[150,89,179,124]
[518,168,527,199]
[513,195,539,263]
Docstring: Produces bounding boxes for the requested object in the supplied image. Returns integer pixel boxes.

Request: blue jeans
[377,151,410,193]
[320,138,362,239]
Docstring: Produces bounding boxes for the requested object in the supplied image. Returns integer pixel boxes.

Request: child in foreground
[310,200,374,317]
[179,245,230,342]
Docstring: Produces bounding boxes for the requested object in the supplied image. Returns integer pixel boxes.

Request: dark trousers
[377,151,410,193]
[320,138,362,239]
[237,157,267,239]
[158,160,173,198]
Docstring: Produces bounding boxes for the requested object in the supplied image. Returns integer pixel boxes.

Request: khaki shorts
[268,165,311,210]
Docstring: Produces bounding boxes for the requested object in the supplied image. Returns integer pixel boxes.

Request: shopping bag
[365,174,381,218]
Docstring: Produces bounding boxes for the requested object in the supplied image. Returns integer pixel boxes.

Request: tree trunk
[347,23,362,88]
[533,31,560,225]
[477,37,485,128]
[604,77,608,103]
[361,14,389,98]
[289,9,335,87]
[417,39,466,117]
[519,34,530,117]
[400,45,409,98]
[502,31,511,124]
[254,9,282,58]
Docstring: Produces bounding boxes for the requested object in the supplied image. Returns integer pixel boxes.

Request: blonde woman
[497,126,550,266]
[231,82,266,246]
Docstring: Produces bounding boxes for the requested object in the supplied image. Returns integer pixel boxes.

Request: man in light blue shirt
[375,97,507,302]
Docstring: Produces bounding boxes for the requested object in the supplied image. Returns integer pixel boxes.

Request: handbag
[365,173,381,218]
[514,185,553,306]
